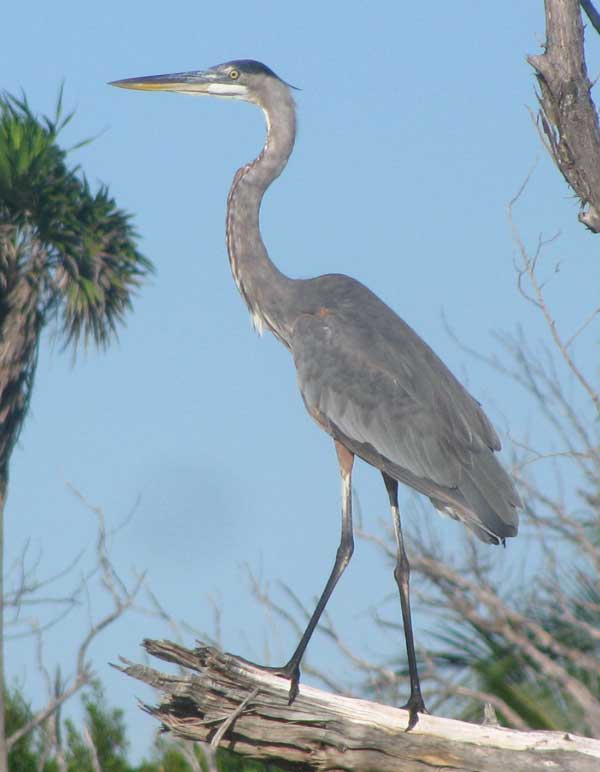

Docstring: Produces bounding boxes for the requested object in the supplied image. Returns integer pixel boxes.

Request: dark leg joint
[393,553,410,589]
[403,689,428,731]
[336,533,354,567]
[242,657,301,704]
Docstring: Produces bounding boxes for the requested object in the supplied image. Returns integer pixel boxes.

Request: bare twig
[210,687,260,748]
[82,725,102,772]
[7,673,88,750]
[6,489,147,753]
[507,182,600,419]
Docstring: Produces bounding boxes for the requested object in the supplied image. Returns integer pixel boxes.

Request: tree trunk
[117,639,600,771]
[528,0,600,232]
[0,227,42,772]
[0,470,8,772]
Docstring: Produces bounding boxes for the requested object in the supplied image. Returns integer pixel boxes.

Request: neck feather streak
[225,90,296,342]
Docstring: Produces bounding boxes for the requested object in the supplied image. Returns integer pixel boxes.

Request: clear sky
[2,0,598,762]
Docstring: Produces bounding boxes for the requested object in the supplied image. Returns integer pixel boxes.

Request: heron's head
[110,59,294,108]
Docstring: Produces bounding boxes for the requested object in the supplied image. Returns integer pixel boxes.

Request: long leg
[262,440,354,702]
[382,472,427,730]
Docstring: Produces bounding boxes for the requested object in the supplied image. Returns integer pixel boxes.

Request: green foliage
[431,623,567,730]
[0,88,153,351]
[5,687,38,772]
[145,742,191,772]
[63,681,130,771]
[5,680,287,772]
[430,567,600,733]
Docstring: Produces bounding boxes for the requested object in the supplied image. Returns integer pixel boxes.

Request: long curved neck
[226,85,296,342]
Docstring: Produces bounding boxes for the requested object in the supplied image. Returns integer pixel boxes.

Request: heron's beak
[109,70,249,99]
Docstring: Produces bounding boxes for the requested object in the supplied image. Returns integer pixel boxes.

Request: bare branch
[210,687,260,749]
[528,0,600,232]
[7,673,88,751]
[507,189,600,419]
[564,304,600,349]
[6,490,147,752]
[82,725,102,772]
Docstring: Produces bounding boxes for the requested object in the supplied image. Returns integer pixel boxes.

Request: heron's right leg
[382,472,427,730]
[262,441,355,702]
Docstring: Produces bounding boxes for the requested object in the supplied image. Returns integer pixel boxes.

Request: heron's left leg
[253,441,354,702]
[382,472,427,730]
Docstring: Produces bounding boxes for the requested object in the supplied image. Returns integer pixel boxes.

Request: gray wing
[290,305,520,543]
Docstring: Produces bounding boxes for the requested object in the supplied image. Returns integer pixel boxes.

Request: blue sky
[2,0,598,762]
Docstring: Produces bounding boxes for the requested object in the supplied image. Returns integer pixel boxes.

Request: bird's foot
[236,656,301,705]
[402,690,428,731]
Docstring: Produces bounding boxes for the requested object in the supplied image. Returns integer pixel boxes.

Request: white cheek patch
[207,83,249,98]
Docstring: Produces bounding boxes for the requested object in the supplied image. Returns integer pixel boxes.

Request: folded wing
[291,302,520,544]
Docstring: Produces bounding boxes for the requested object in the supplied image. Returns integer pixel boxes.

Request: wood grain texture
[116,639,600,771]
[528,0,600,232]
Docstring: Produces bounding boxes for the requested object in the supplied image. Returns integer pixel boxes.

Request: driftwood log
[116,639,600,771]
[528,0,600,232]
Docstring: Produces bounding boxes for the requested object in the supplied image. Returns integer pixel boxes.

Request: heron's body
[289,275,517,543]
[112,59,520,729]
[248,270,517,544]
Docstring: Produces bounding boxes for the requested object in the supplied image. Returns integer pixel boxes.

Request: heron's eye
[229,69,240,80]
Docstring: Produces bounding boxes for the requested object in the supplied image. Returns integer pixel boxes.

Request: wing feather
[292,311,470,486]
[290,296,519,542]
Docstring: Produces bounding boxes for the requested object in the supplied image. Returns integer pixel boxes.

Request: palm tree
[0,90,153,770]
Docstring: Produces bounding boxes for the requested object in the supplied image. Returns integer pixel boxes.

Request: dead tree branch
[117,639,600,772]
[508,188,600,418]
[5,492,145,752]
[528,0,600,232]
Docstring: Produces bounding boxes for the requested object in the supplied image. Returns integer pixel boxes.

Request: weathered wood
[116,639,600,771]
[528,0,600,232]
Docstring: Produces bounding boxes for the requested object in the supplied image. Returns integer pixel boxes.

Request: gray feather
[290,275,520,544]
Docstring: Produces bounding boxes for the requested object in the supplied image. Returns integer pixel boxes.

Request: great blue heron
[111,60,520,729]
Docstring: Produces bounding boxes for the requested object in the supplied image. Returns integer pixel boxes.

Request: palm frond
[0,89,154,354]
